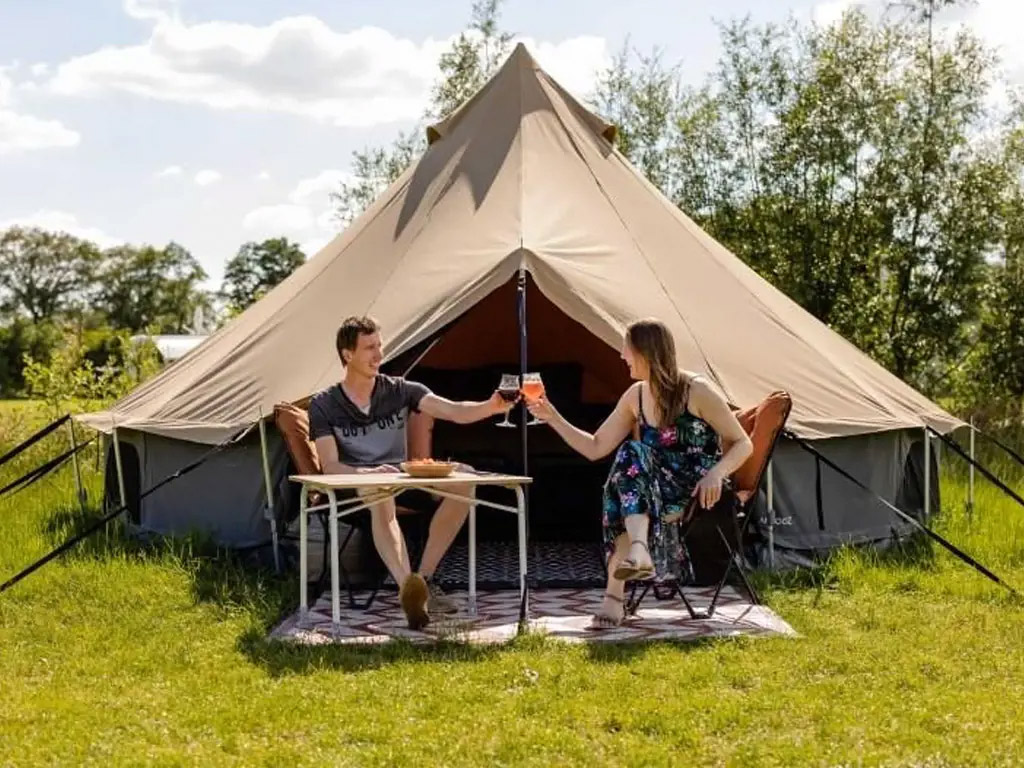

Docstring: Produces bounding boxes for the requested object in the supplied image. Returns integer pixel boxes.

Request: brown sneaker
[399,572,430,630]
[425,577,459,615]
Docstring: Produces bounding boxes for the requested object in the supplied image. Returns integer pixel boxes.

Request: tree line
[0,229,304,395]
[2,0,1021,424]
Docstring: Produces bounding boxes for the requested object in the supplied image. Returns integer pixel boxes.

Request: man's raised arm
[417,392,511,425]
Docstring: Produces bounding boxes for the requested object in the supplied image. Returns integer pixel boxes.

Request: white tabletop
[289,471,532,490]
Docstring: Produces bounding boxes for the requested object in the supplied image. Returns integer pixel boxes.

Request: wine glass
[521,372,545,426]
[496,373,519,427]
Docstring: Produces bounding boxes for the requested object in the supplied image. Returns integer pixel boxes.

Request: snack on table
[399,458,458,477]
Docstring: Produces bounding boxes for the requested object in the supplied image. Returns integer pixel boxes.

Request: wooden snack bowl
[399,460,457,478]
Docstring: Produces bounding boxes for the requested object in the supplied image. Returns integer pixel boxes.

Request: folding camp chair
[273,402,434,610]
[626,390,792,619]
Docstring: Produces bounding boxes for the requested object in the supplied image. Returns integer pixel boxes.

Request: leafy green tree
[0,317,62,396]
[221,237,305,312]
[957,105,1024,420]
[0,226,101,322]
[595,1,1013,393]
[96,242,211,333]
[23,329,162,416]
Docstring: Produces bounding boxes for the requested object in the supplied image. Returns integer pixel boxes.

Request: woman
[526,319,753,628]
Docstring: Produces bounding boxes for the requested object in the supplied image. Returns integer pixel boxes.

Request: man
[309,316,516,630]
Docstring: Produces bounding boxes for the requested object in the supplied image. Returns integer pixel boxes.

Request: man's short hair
[336,316,380,361]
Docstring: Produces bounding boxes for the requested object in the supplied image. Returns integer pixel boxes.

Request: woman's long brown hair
[627,318,689,425]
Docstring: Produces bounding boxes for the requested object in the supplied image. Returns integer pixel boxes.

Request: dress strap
[638,384,648,426]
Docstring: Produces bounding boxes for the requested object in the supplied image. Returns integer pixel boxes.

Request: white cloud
[288,168,350,206]
[0,210,123,248]
[0,68,80,154]
[240,168,348,253]
[194,169,221,186]
[812,0,859,26]
[256,170,271,181]
[299,234,333,257]
[123,0,178,22]
[522,36,610,100]
[155,164,183,177]
[242,204,314,237]
[0,110,80,155]
[30,63,49,78]
[44,6,610,127]
[48,15,448,127]
[956,0,1024,85]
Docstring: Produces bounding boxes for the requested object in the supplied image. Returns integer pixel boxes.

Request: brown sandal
[612,541,655,582]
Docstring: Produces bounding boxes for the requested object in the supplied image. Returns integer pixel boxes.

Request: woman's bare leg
[623,514,654,570]
[595,532,630,623]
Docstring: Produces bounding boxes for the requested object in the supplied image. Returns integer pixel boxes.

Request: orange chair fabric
[731,391,792,505]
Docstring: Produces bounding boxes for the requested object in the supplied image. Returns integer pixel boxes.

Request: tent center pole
[517,266,530,557]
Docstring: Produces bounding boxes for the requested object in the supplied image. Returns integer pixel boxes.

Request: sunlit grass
[1,403,1022,766]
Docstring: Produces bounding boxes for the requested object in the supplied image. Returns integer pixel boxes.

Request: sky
[1,0,1021,289]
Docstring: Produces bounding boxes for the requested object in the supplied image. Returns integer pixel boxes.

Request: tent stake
[111,420,126,543]
[258,407,281,574]
[67,418,87,514]
[968,416,975,518]
[766,459,775,570]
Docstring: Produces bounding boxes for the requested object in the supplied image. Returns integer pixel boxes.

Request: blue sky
[1,0,1020,290]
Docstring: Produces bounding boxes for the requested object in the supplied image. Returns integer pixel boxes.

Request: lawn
[1,401,1022,767]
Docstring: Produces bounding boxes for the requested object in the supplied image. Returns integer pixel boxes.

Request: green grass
[1,402,1023,767]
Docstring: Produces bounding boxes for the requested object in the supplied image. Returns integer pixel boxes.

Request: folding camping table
[289,471,532,633]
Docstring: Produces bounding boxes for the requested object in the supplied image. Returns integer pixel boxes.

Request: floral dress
[602,383,723,583]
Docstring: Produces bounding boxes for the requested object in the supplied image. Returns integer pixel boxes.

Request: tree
[221,237,305,312]
[0,226,101,322]
[0,317,62,395]
[958,104,1024,420]
[331,0,513,226]
[594,1,1012,393]
[96,242,211,333]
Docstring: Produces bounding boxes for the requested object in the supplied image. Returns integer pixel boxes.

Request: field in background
[1,401,1022,767]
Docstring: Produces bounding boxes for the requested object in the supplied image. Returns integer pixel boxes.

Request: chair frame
[625,392,792,619]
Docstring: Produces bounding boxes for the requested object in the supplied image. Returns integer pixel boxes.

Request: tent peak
[426,42,617,146]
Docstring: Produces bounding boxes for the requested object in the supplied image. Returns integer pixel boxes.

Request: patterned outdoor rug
[269,586,796,645]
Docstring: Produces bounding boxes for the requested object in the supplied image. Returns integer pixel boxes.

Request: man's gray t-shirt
[308,375,431,467]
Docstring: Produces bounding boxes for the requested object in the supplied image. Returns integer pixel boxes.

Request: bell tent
[79,44,958,571]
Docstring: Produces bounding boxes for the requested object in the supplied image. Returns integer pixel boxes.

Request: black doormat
[433,541,607,589]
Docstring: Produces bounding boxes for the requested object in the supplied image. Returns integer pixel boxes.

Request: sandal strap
[630,540,650,552]
[603,592,624,603]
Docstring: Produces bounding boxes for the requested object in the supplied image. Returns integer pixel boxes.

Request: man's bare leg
[418,483,472,578]
[365,494,411,586]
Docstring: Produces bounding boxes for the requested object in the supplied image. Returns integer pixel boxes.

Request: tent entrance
[385,273,629,544]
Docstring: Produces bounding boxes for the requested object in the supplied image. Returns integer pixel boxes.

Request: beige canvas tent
[79,44,958,566]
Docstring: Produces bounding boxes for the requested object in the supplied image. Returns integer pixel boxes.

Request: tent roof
[80,43,961,443]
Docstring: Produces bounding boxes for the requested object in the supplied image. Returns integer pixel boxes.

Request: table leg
[516,485,527,630]
[299,484,308,615]
[468,502,477,616]
[329,491,340,633]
